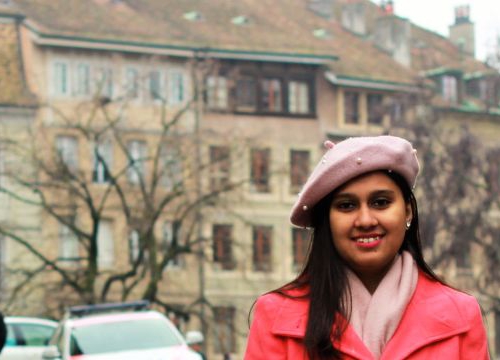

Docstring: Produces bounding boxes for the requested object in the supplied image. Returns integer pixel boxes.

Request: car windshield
[70,318,183,355]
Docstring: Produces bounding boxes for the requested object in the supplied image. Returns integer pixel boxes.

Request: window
[442,75,458,104]
[163,221,182,268]
[128,230,140,264]
[288,80,311,114]
[213,307,236,354]
[236,76,257,112]
[390,98,406,124]
[344,91,359,124]
[95,67,113,98]
[149,70,164,101]
[125,67,139,99]
[53,62,69,96]
[290,150,310,194]
[367,94,384,125]
[210,146,230,191]
[127,140,147,185]
[97,220,114,268]
[250,148,270,193]
[261,77,283,112]
[168,70,185,104]
[212,224,235,270]
[55,135,78,171]
[5,323,56,347]
[252,225,272,272]
[92,140,113,184]
[206,75,228,109]
[292,228,310,270]
[75,63,90,96]
[160,145,183,190]
[59,222,79,261]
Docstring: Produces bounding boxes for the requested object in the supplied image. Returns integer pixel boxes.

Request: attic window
[313,28,331,39]
[231,15,250,25]
[183,11,202,21]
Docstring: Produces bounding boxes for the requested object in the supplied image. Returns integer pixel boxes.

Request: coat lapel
[271,296,309,338]
[268,273,470,360]
[381,273,471,359]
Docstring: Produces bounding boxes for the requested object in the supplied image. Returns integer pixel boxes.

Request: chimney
[380,0,394,15]
[449,5,475,57]
[308,0,335,19]
[374,14,411,67]
[341,1,366,36]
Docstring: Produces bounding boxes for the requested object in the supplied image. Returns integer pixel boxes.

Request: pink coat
[244,272,490,359]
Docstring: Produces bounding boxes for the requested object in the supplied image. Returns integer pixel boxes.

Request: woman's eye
[335,201,356,211]
[372,198,391,208]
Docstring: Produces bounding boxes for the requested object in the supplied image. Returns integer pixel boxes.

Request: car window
[5,323,55,347]
[17,324,55,346]
[70,318,183,355]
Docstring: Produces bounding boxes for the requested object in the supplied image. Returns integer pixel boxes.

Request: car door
[0,322,56,360]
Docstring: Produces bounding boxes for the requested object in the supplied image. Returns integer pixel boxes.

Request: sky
[388,0,500,62]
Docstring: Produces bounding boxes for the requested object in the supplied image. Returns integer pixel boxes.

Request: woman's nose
[354,205,378,228]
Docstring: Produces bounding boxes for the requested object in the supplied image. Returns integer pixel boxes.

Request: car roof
[5,316,58,327]
[68,310,164,328]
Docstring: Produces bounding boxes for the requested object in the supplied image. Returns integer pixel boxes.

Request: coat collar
[270,272,471,359]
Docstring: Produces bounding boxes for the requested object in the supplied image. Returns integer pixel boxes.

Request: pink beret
[290,135,419,228]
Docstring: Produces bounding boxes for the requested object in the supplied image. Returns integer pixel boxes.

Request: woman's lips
[352,234,383,248]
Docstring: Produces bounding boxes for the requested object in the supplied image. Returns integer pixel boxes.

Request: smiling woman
[244,136,490,360]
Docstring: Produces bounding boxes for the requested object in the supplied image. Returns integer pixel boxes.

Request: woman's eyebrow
[333,189,396,199]
[369,189,396,197]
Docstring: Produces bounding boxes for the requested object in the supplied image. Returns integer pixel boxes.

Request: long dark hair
[274,170,443,359]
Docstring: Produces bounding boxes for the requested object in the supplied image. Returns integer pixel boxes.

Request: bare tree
[0,66,251,318]
[395,92,500,314]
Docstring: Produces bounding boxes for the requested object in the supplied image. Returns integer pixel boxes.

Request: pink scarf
[344,251,418,359]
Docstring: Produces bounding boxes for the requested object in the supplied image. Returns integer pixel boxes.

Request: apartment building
[0,0,499,358]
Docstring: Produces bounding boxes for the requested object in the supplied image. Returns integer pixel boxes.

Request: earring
[405,220,411,230]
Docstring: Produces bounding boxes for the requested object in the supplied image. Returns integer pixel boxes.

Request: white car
[42,301,202,360]
[0,317,58,360]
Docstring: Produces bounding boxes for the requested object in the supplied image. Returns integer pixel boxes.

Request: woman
[245,136,489,359]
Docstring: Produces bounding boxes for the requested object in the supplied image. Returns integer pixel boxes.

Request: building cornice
[325,72,420,93]
[24,21,337,65]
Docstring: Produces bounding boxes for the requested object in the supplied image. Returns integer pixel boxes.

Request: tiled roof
[410,23,494,75]
[9,0,418,85]
[0,13,36,107]
[344,0,495,76]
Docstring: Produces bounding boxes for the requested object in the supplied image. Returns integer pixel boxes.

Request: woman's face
[329,171,411,286]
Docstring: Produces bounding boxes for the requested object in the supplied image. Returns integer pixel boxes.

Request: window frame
[97,220,114,268]
[127,140,147,185]
[289,149,310,194]
[52,61,70,97]
[344,91,360,124]
[212,224,235,271]
[209,145,231,191]
[163,221,183,268]
[288,78,313,115]
[92,140,113,184]
[58,221,80,262]
[250,148,271,193]
[206,75,229,110]
[55,135,79,172]
[367,93,385,125]
[252,225,272,272]
[292,228,310,271]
